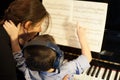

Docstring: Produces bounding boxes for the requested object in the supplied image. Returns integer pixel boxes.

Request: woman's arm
[3,20,21,53]
[0,26,17,80]
[3,20,27,72]
[77,23,92,62]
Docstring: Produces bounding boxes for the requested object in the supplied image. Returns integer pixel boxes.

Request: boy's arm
[77,23,92,62]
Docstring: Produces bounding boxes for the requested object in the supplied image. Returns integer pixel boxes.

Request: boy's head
[22,34,64,72]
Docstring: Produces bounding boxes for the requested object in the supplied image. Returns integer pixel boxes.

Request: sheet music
[72,1,108,52]
[43,0,108,52]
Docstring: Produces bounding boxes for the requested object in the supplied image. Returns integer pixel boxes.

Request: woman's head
[2,0,50,45]
[4,0,48,26]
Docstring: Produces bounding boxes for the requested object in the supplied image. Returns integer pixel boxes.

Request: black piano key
[114,70,119,80]
[95,66,101,77]
[102,68,107,79]
[91,66,97,76]
[86,66,92,75]
[106,69,112,80]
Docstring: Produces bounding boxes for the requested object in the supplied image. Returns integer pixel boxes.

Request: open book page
[72,1,108,52]
[43,0,75,47]
[43,0,108,52]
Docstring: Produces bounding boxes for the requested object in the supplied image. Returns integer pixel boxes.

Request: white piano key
[117,71,120,80]
[101,68,108,79]
[91,66,97,77]
[95,67,101,78]
[91,66,100,80]
[73,66,95,80]
[109,70,116,80]
[97,67,105,79]
[90,66,95,74]
[73,68,88,80]
[93,66,99,76]
[86,65,93,75]
[74,67,119,80]
[81,65,94,80]
[83,68,92,80]
[88,65,95,80]
[74,74,83,80]
[90,65,95,75]
[113,71,120,80]
[104,69,110,80]
[82,68,89,74]
[85,66,94,80]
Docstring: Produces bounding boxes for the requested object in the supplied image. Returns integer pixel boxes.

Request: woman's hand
[3,20,21,40]
[3,20,21,53]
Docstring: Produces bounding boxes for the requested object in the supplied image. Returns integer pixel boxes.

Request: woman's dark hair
[2,0,49,28]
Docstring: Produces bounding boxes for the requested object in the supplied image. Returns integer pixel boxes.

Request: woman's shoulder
[0,23,10,42]
[0,23,4,30]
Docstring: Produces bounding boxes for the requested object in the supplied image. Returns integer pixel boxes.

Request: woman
[0,0,49,80]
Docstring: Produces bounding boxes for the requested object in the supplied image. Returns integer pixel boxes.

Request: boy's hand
[77,23,86,38]
[62,74,69,80]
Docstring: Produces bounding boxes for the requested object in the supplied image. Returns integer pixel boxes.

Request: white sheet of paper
[43,0,108,52]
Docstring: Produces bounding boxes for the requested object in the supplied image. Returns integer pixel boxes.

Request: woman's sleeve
[0,26,17,80]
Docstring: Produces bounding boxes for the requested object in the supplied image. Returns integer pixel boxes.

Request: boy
[4,22,92,80]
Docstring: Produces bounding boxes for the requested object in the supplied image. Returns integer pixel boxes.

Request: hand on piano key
[73,65,120,80]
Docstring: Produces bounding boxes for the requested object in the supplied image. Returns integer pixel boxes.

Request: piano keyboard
[74,65,120,80]
[62,50,120,80]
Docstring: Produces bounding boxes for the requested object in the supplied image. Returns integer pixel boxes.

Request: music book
[43,0,108,53]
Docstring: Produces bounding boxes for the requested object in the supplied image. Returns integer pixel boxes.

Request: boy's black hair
[22,34,64,72]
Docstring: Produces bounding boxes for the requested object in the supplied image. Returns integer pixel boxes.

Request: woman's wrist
[11,38,21,53]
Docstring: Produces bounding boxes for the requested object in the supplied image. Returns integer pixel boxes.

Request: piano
[58,25,120,80]
[58,0,120,80]
[59,42,120,80]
